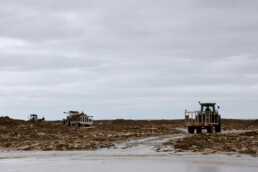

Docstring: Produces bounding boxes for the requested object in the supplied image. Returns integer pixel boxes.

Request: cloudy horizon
[1,0,258,120]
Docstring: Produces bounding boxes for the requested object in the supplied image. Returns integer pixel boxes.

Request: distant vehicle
[29,114,38,121]
[62,111,94,127]
[29,114,44,123]
[185,102,221,134]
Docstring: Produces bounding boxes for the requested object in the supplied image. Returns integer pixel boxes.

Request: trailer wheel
[207,126,213,133]
[196,127,202,134]
[188,127,195,134]
[215,116,221,133]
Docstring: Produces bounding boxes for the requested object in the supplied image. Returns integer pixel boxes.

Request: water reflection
[197,166,220,172]
[186,164,220,172]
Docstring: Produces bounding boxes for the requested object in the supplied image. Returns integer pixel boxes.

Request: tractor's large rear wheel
[196,127,202,134]
[215,116,221,133]
[188,127,195,134]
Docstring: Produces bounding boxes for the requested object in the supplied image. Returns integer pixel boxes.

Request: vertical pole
[201,111,203,123]
[185,110,186,124]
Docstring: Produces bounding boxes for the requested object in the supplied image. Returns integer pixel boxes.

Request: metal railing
[185,110,219,124]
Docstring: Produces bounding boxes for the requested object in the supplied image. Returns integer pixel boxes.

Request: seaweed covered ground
[164,119,258,156]
[1,117,257,156]
[0,117,183,151]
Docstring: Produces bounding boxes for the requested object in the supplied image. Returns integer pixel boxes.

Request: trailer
[62,111,93,127]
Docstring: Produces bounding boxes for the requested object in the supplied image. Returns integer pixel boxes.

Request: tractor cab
[200,103,216,113]
[29,114,38,121]
[65,111,80,116]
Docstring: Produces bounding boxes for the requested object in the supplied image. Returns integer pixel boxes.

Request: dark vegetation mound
[221,119,258,130]
[0,116,25,125]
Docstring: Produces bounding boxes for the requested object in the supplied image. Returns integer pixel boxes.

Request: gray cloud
[0,0,258,120]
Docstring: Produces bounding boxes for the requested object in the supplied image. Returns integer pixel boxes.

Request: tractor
[185,102,221,134]
[29,114,45,123]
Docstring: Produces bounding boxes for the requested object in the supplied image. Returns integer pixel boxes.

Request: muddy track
[113,132,188,151]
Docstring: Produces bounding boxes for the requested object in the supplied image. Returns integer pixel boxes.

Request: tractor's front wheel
[188,127,195,134]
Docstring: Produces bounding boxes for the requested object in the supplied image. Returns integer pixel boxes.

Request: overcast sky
[0,0,257,120]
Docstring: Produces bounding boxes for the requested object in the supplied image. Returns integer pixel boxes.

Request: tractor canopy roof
[200,103,216,106]
[69,111,79,113]
[30,114,38,117]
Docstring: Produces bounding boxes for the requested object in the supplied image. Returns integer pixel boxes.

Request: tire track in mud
[109,128,254,155]
[110,128,190,153]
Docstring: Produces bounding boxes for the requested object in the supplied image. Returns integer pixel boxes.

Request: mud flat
[164,130,258,155]
[164,120,258,156]
[1,117,257,172]
[0,117,257,156]
[0,117,183,151]
[0,133,257,172]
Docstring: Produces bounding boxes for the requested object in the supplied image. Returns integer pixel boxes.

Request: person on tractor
[42,117,45,124]
[205,107,211,112]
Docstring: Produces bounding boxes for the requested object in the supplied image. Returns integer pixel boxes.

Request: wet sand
[1,133,257,172]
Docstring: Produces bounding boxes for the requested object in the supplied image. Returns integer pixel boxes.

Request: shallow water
[0,133,257,172]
